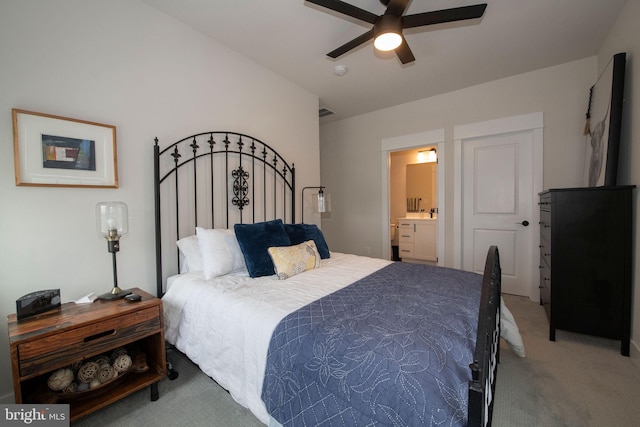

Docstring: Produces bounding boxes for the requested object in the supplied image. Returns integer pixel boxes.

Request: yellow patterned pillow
[267,240,321,280]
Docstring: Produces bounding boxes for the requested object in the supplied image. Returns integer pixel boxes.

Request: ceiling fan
[307,0,487,64]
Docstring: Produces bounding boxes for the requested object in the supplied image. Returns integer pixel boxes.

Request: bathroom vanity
[398,218,437,263]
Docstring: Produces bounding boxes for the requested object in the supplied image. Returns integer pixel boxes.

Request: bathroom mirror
[406,162,436,213]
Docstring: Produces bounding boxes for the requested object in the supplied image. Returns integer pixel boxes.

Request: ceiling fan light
[374,32,402,51]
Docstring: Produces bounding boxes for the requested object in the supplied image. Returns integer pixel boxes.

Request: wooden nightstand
[8,288,167,421]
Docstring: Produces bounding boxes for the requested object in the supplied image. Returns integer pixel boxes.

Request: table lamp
[96,201,132,300]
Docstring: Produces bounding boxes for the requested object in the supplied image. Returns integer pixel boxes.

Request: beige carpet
[493,294,640,427]
[74,294,640,426]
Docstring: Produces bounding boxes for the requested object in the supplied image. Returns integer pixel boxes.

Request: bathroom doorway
[389,147,438,261]
[380,129,445,264]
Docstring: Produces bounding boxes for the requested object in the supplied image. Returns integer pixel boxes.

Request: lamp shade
[374,14,402,51]
[317,189,331,213]
[301,186,331,223]
[374,32,402,51]
[96,201,128,238]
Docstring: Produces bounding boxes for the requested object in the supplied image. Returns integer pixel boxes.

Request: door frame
[453,112,543,300]
[381,129,445,264]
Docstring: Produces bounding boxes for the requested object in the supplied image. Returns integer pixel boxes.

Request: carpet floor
[74,294,640,426]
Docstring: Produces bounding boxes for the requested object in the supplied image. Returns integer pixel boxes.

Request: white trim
[453,112,543,301]
[436,143,445,264]
[381,152,391,260]
[381,130,445,265]
[453,112,543,141]
[381,129,445,151]
[453,138,463,268]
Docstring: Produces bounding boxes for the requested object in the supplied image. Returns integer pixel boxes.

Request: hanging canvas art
[583,52,626,187]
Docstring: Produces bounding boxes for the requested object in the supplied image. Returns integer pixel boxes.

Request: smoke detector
[333,65,348,76]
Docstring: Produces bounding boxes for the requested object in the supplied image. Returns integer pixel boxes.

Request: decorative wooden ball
[94,355,111,367]
[111,347,128,362]
[77,361,99,383]
[89,378,101,389]
[62,382,78,394]
[98,365,117,383]
[68,361,82,373]
[76,382,90,392]
[113,354,132,373]
[47,368,74,391]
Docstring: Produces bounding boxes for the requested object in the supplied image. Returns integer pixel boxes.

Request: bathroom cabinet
[398,218,437,262]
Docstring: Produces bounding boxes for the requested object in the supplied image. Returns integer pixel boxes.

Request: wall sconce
[417,147,437,163]
[301,186,331,224]
[96,201,132,300]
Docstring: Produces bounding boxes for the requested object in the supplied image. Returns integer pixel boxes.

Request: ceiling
[143,0,626,123]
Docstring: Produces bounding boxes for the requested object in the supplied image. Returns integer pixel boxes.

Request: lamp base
[99,289,132,300]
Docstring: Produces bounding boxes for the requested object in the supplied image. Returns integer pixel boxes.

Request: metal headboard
[153,132,295,297]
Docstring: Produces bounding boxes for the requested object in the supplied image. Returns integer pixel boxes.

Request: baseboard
[0,391,15,404]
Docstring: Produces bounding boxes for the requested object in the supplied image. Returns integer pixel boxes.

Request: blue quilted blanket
[261,262,483,426]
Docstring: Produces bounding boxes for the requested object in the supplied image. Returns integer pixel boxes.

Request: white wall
[596,0,640,362]
[320,57,596,262]
[0,0,319,401]
[320,0,640,361]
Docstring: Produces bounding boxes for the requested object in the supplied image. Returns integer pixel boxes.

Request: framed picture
[12,109,118,188]
[583,52,626,187]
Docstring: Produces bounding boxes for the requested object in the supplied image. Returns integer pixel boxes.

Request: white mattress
[162,252,392,424]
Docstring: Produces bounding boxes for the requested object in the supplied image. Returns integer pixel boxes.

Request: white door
[454,113,543,300]
[462,132,534,296]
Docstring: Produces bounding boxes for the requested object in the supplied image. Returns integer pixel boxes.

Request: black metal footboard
[468,246,501,427]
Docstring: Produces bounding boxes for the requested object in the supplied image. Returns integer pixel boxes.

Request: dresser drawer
[539,257,551,290]
[539,256,551,319]
[539,193,551,211]
[17,306,161,378]
[539,211,551,242]
[399,243,414,258]
[398,231,414,243]
[398,221,414,243]
[539,235,551,267]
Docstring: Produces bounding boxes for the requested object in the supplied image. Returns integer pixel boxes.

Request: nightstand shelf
[8,288,166,421]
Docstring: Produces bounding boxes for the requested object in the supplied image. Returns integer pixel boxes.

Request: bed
[154,132,502,426]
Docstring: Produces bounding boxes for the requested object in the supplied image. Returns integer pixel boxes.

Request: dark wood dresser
[539,185,635,356]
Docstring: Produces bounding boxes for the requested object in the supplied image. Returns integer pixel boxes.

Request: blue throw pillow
[284,223,330,259]
[234,219,291,278]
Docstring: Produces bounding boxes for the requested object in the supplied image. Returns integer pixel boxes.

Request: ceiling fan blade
[395,36,415,64]
[385,0,410,16]
[306,0,378,24]
[403,4,487,29]
[327,29,375,58]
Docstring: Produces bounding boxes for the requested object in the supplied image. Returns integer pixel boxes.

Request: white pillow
[500,297,526,357]
[196,227,247,279]
[176,235,202,273]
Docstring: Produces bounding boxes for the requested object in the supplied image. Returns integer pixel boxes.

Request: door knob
[517,220,530,226]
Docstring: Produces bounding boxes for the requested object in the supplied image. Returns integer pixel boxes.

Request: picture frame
[583,52,626,187]
[12,109,118,188]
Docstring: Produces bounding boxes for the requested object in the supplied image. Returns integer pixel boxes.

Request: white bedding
[162,252,525,425]
[163,252,392,424]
